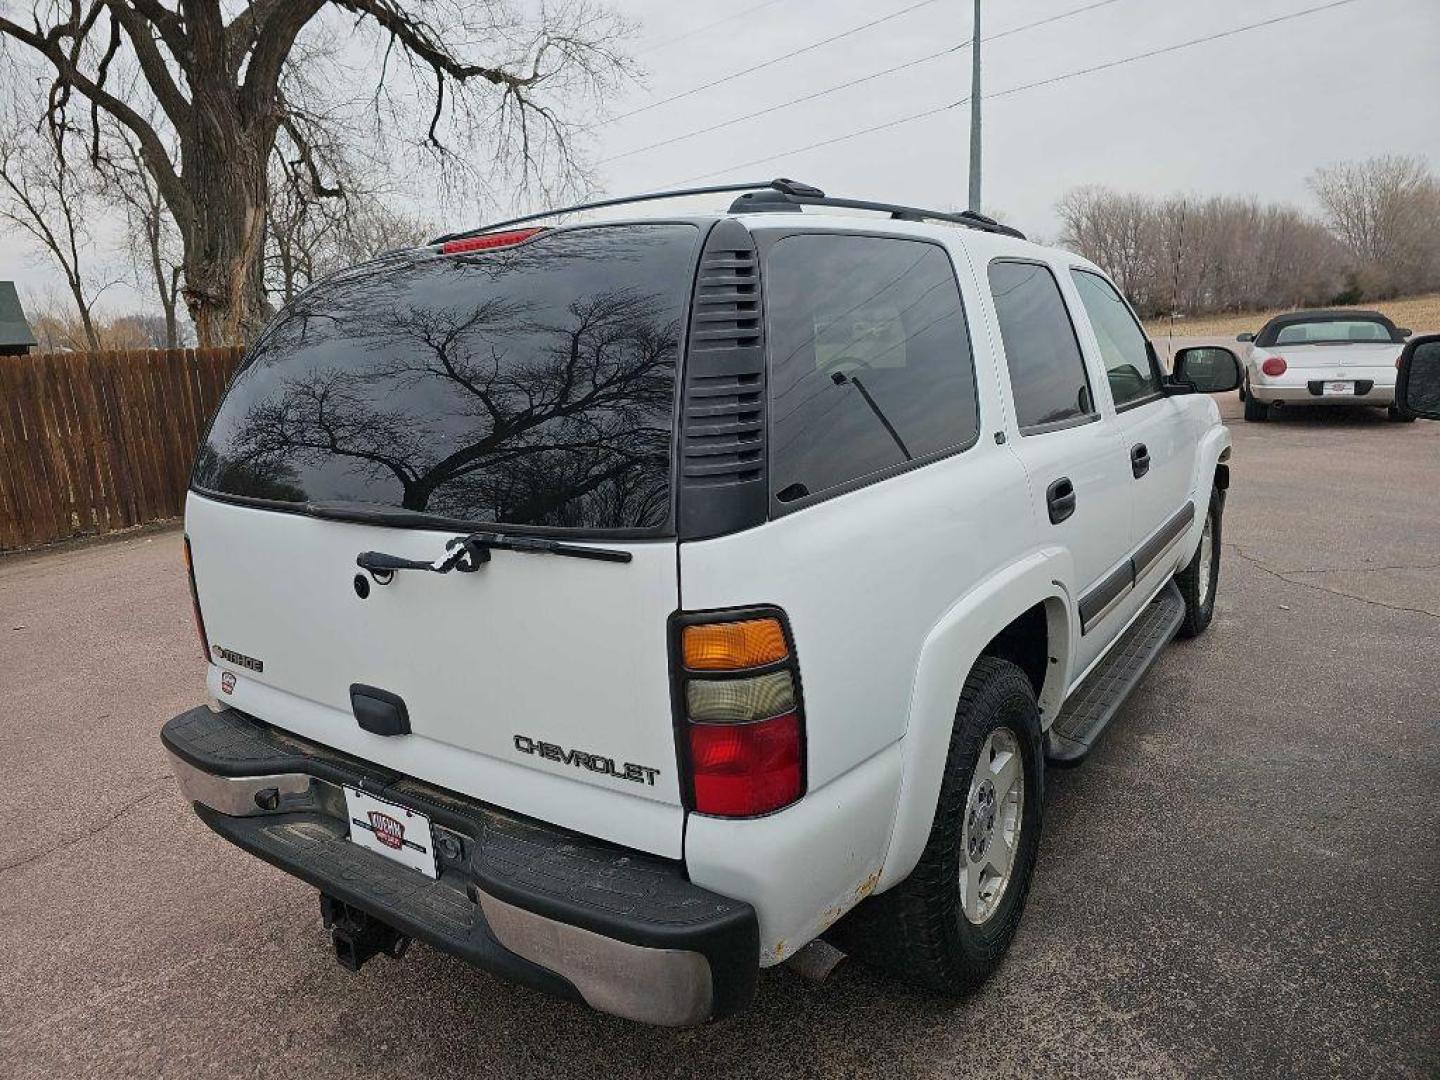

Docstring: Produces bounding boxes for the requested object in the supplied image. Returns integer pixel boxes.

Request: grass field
[1143,292,1440,340]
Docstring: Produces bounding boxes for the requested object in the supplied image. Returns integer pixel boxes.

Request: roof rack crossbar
[430,179,822,245]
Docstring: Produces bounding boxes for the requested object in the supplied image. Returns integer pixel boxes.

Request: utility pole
[967,0,982,213]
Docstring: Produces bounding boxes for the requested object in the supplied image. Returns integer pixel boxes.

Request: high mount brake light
[439,228,544,255]
[183,536,211,664]
[1261,356,1287,377]
[674,609,805,817]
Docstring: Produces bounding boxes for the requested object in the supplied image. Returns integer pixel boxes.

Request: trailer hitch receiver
[320,894,412,971]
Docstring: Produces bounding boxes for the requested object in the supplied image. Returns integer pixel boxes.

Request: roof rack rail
[430,179,821,245]
[726,188,1025,239]
[429,177,1025,245]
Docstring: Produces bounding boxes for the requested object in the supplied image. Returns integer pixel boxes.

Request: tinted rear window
[764,234,978,503]
[194,224,699,532]
[1273,319,1395,345]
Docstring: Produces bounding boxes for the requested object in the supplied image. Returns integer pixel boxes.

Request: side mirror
[1172,345,1242,394]
[1236,332,1255,343]
[1397,328,1412,338]
[1395,333,1440,420]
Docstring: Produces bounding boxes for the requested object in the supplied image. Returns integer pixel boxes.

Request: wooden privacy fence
[0,346,244,551]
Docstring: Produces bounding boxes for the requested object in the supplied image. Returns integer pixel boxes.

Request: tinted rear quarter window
[763,234,978,504]
[987,260,1095,432]
[194,224,699,532]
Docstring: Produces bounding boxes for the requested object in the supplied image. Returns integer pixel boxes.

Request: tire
[1175,487,1222,639]
[833,657,1043,995]
[1243,383,1269,422]
[1388,405,1416,423]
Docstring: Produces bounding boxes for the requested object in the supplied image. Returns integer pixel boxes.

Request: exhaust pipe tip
[783,938,847,984]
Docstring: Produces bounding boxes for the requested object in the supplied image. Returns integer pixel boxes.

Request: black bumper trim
[194,803,584,1005]
[164,705,758,1021]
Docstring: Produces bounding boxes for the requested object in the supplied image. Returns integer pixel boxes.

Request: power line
[634,0,789,57]
[600,0,1127,167]
[674,102,962,186]
[599,45,963,166]
[984,0,1124,43]
[985,0,1357,102]
[669,0,1360,185]
[603,0,941,127]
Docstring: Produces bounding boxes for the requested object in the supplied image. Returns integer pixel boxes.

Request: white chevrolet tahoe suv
[164,179,1244,1026]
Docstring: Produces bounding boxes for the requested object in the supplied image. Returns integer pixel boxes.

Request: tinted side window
[765,235,978,503]
[987,260,1094,431]
[1070,269,1160,407]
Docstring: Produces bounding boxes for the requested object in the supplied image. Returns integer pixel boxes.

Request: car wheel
[1176,488,1222,639]
[1387,405,1416,423]
[833,657,1042,994]
[1243,382,1269,421]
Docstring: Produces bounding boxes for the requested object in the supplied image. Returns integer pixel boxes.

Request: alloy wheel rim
[959,728,1025,925]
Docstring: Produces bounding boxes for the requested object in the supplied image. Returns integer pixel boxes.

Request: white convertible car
[1237,309,1413,422]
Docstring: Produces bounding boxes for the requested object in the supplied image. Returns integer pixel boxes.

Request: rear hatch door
[187,222,703,857]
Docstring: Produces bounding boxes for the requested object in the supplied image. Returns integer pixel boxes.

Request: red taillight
[1261,356,1287,377]
[440,228,544,255]
[674,608,806,817]
[688,714,803,817]
[183,536,211,664]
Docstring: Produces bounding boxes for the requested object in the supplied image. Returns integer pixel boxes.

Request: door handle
[1131,442,1151,478]
[1046,476,1076,524]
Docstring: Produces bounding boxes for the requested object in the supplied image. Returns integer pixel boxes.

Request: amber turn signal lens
[682,618,787,670]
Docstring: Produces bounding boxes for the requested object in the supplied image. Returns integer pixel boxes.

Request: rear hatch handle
[357,531,632,580]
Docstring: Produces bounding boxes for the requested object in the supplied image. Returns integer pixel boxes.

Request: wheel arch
[874,551,1073,893]
[1183,422,1231,561]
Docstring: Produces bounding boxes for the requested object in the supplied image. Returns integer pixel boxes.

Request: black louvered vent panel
[678,220,768,539]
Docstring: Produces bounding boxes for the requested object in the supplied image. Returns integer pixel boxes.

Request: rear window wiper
[302,501,634,572]
[356,531,632,579]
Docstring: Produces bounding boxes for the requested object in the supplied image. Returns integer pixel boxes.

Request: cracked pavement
[1,395,1436,1079]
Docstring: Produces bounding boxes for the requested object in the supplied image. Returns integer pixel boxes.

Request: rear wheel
[834,657,1042,994]
[1388,405,1416,423]
[1176,488,1222,638]
[1243,381,1269,421]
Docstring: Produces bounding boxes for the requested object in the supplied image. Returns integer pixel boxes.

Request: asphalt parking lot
[2,396,1437,1079]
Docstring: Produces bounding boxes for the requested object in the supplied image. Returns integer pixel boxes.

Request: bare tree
[0,103,110,348]
[1309,155,1440,297]
[263,118,433,308]
[1057,186,1153,300]
[0,2,635,347]
[99,130,184,346]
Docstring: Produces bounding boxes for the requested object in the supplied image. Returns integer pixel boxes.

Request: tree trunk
[68,280,101,350]
[178,91,273,347]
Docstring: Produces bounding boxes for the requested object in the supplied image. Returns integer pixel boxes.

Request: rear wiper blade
[303,502,635,569]
[465,531,633,564]
[356,530,631,579]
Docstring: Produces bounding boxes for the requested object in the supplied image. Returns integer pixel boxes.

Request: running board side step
[1046,580,1185,765]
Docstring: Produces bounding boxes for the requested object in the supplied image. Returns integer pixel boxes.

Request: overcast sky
[4,0,1439,318]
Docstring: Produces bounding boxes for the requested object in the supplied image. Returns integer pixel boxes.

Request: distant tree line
[1056,154,1440,318]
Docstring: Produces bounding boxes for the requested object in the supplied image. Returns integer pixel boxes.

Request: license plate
[1322,380,1353,396]
[343,786,438,879]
